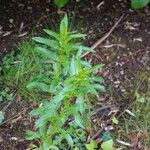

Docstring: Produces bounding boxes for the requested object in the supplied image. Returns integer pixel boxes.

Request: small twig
[96,1,105,10]
[0,106,32,126]
[86,127,104,143]
[81,14,124,58]
[91,105,118,115]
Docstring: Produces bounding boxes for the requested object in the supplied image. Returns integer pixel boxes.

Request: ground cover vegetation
[0,15,109,150]
[54,0,150,9]
[0,0,150,150]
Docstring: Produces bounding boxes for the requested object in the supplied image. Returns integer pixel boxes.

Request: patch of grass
[116,71,150,148]
[129,72,150,145]
[0,40,51,102]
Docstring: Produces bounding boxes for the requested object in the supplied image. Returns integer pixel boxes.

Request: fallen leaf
[101,139,115,150]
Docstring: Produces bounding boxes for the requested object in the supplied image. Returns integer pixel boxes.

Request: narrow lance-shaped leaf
[64,134,74,148]
[70,57,78,76]
[35,87,70,128]
[76,96,86,115]
[80,60,91,68]
[35,46,57,61]
[60,14,68,34]
[74,114,85,129]
[49,146,59,150]
[26,82,50,93]
[32,37,59,49]
[76,46,83,58]
[43,29,60,40]
[67,33,86,41]
[54,0,69,8]
[25,130,40,140]
[131,0,150,9]
[0,111,4,124]
[43,140,51,150]
[89,76,104,83]
[93,84,106,92]
[71,44,93,52]
[88,64,104,73]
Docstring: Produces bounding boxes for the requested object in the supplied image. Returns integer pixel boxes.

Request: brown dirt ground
[0,0,150,149]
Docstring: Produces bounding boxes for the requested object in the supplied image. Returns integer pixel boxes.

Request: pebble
[0,136,3,143]
[114,80,120,84]
[121,89,126,92]
[23,120,30,126]
[9,19,14,23]
[10,137,18,141]
[46,8,50,12]
[27,6,32,10]
[114,84,119,88]
[120,70,124,75]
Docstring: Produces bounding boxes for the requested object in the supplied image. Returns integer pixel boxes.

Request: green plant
[54,0,70,7]
[131,0,150,9]
[0,41,51,102]
[26,15,105,149]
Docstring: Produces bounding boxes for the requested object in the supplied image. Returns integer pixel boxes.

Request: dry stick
[0,106,32,126]
[81,14,124,58]
[86,127,104,143]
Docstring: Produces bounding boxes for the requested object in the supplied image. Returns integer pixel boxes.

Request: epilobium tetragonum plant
[26,15,105,150]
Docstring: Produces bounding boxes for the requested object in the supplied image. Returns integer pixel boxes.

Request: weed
[26,15,105,149]
[0,40,50,102]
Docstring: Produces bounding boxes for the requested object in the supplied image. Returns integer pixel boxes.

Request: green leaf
[72,44,93,52]
[0,111,4,124]
[70,57,78,76]
[73,147,79,150]
[25,130,39,140]
[131,0,150,9]
[112,116,119,125]
[76,47,83,57]
[35,87,69,128]
[85,140,97,150]
[76,96,86,115]
[35,110,54,128]
[28,144,39,150]
[35,46,57,61]
[65,134,74,147]
[89,64,104,73]
[43,141,51,150]
[74,114,85,129]
[26,82,50,93]
[43,29,60,40]
[89,77,104,83]
[93,84,106,92]
[101,139,114,150]
[68,33,86,41]
[32,37,59,49]
[79,45,93,52]
[81,60,91,68]
[54,0,69,7]
[60,14,68,34]
[49,146,59,150]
